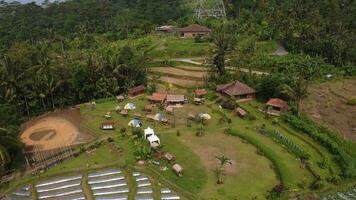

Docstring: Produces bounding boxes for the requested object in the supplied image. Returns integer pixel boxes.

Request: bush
[283,114,356,178]
[346,97,356,105]
[120,127,126,133]
[107,137,114,143]
[176,130,181,136]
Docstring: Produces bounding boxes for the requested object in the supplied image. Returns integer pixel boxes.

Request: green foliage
[346,97,356,106]
[283,114,356,178]
[134,139,152,160]
[259,128,310,160]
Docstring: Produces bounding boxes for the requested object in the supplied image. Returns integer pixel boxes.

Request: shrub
[176,130,181,136]
[107,137,114,143]
[283,114,356,178]
[346,97,356,105]
[120,127,126,133]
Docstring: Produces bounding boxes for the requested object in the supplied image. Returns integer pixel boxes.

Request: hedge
[282,114,356,178]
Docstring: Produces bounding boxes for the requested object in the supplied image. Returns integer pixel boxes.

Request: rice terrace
[0,0,355,200]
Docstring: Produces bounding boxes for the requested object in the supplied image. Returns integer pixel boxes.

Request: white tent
[144,127,155,139]
[147,135,160,146]
[124,103,136,110]
[128,119,141,128]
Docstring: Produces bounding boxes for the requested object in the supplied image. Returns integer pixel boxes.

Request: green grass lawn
[149,36,211,58]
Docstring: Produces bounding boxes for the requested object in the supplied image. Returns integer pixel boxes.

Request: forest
[0,0,355,171]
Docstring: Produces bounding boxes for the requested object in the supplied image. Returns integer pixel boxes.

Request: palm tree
[0,128,21,169]
[214,155,232,184]
[282,77,308,116]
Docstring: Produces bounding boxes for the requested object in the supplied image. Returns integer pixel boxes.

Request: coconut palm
[214,155,232,184]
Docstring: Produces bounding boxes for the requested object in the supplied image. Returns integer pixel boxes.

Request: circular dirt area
[29,129,56,141]
[20,108,91,151]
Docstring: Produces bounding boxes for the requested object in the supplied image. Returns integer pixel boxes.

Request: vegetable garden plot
[94,194,129,200]
[92,187,130,196]
[137,187,153,194]
[90,180,128,190]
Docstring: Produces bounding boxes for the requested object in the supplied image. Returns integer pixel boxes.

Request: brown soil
[302,79,356,140]
[20,108,92,151]
[149,67,207,78]
[175,65,207,72]
[159,76,203,87]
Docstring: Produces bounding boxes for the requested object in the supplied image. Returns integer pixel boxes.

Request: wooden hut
[167,95,185,105]
[102,122,114,130]
[128,85,145,98]
[134,112,142,119]
[144,104,153,112]
[116,95,125,102]
[148,93,167,104]
[178,24,211,38]
[166,106,174,114]
[164,153,175,163]
[120,109,128,117]
[236,107,247,118]
[187,112,196,121]
[195,89,207,98]
[216,80,256,102]
[266,98,289,115]
[172,164,183,176]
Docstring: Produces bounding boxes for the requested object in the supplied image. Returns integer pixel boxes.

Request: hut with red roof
[216,80,256,102]
[178,24,211,38]
[266,98,289,115]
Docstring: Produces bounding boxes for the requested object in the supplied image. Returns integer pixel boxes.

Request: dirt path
[149,67,207,78]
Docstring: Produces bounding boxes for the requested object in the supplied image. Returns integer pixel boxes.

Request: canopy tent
[128,119,141,128]
[154,113,165,121]
[198,113,211,120]
[124,103,136,110]
[147,135,160,146]
[144,127,155,139]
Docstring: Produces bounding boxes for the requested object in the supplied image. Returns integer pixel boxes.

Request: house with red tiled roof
[216,80,256,102]
[178,24,211,38]
[266,98,289,115]
[148,93,167,104]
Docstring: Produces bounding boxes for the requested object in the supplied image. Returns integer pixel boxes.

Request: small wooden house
[128,85,145,98]
[148,93,167,104]
[166,106,174,114]
[172,164,183,176]
[217,81,256,102]
[266,98,289,115]
[134,112,142,119]
[143,104,153,112]
[178,24,211,38]
[187,112,196,121]
[120,109,128,117]
[146,114,156,122]
[116,95,125,102]
[236,107,247,118]
[102,122,114,130]
[164,153,175,162]
[167,95,185,105]
[195,89,207,98]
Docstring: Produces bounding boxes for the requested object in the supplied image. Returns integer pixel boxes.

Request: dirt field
[149,67,207,78]
[20,108,92,151]
[302,79,356,140]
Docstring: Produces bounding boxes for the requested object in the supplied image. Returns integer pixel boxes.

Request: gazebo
[266,98,289,115]
[102,122,114,130]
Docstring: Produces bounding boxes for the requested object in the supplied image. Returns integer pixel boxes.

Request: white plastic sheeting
[136,180,151,188]
[36,175,82,187]
[38,186,83,199]
[88,175,125,184]
[95,194,128,200]
[93,187,129,196]
[137,187,153,194]
[160,188,171,194]
[55,193,86,200]
[91,181,127,190]
[135,176,149,182]
[133,172,141,177]
[134,196,154,200]
[89,169,122,178]
[36,180,81,192]
[160,194,181,200]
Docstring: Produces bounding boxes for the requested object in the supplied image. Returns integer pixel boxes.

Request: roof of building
[167,94,185,102]
[178,24,211,33]
[236,107,247,116]
[148,93,167,102]
[266,98,288,108]
[195,89,207,96]
[217,81,256,96]
[172,164,183,172]
[128,85,145,94]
